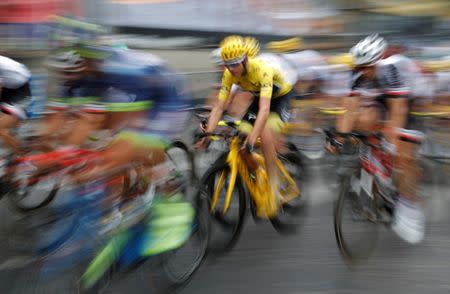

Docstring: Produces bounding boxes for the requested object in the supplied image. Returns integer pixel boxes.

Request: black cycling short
[2,82,31,104]
[1,82,32,119]
[242,89,295,124]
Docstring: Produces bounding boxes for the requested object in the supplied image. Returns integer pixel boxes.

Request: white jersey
[280,50,327,81]
[0,55,31,89]
[259,53,298,86]
[321,64,352,97]
[434,71,450,94]
[377,54,426,98]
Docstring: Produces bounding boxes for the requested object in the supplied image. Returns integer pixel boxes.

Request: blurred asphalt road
[1,49,450,294]
[0,161,449,294]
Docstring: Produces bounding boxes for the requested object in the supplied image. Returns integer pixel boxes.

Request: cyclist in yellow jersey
[198,35,296,197]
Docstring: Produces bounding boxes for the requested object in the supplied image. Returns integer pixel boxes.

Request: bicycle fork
[211,140,239,214]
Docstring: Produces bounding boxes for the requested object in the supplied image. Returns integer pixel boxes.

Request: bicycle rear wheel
[6,160,61,213]
[199,155,246,254]
[270,144,309,234]
[334,170,379,264]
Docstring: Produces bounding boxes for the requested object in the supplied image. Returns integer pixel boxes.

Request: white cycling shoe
[391,198,425,244]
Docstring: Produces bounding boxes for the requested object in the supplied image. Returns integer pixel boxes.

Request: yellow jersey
[218,57,293,102]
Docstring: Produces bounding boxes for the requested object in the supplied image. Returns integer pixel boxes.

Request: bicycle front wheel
[159,188,210,289]
[199,155,246,254]
[334,170,379,264]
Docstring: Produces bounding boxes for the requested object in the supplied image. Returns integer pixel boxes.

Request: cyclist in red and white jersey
[336,34,426,244]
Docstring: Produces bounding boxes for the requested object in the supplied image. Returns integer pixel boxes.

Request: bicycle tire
[199,154,246,254]
[334,170,379,264]
[8,182,60,213]
[75,228,132,294]
[269,144,309,234]
[166,140,197,186]
[5,160,61,213]
[159,187,210,289]
[8,209,79,256]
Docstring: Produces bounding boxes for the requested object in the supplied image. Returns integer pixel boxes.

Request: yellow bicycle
[197,121,307,254]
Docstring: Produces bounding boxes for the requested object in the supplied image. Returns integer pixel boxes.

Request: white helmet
[46,50,86,72]
[210,48,224,66]
[350,34,387,66]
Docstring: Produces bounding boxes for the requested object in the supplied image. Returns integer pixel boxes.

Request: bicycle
[0,139,194,213]
[74,167,209,294]
[410,106,450,166]
[325,128,424,263]
[197,120,307,254]
[6,140,207,293]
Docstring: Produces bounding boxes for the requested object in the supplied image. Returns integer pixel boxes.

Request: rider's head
[220,35,247,77]
[46,50,86,81]
[350,34,387,80]
[76,44,113,75]
[243,36,260,58]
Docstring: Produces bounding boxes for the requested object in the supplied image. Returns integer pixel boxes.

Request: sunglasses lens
[226,63,239,69]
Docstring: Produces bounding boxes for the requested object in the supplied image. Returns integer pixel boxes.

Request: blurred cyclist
[266,37,328,98]
[422,56,450,108]
[207,39,259,121]
[198,35,296,201]
[0,55,33,153]
[335,34,425,243]
[42,50,104,147]
[69,45,194,246]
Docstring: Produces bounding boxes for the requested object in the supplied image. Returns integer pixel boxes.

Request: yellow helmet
[422,59,450,72]
[243,36,260,58]
[327,53,354,68]
[220,35,246,65]
[266,37,303,53]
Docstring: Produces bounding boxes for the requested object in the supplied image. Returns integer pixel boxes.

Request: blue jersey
[97,48,190,112]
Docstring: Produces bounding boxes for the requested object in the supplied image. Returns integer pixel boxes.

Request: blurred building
[87,0,343,35]
[0,0,84,115]
[0,0,83,55]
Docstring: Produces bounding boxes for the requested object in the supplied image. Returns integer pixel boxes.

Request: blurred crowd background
[0,0,449,114]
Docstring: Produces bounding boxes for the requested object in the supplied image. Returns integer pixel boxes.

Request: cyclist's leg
[260,123,279,190]
[0,83,32,152]
[265,91,296,189]
[0,113,20,152]
[63,105,106,147]
[39,98,79,142]
[225,91,253,119]
[385,97,421,201]
[99,130,167,172]
[356,105,382,132]
[336,96,360,133]
[385,97,425,243]
[396,139,421,201]
[39,110,66,139]
[239,98,279,183]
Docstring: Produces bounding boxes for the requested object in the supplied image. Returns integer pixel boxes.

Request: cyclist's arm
[247,69,273,145]
[383,64,411,141]
[247,97,270,146]
[205,71,232,133]
[385,97,409,143]
[387,98,408,128]
[206,99,226,133]
[336,94,360,133]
